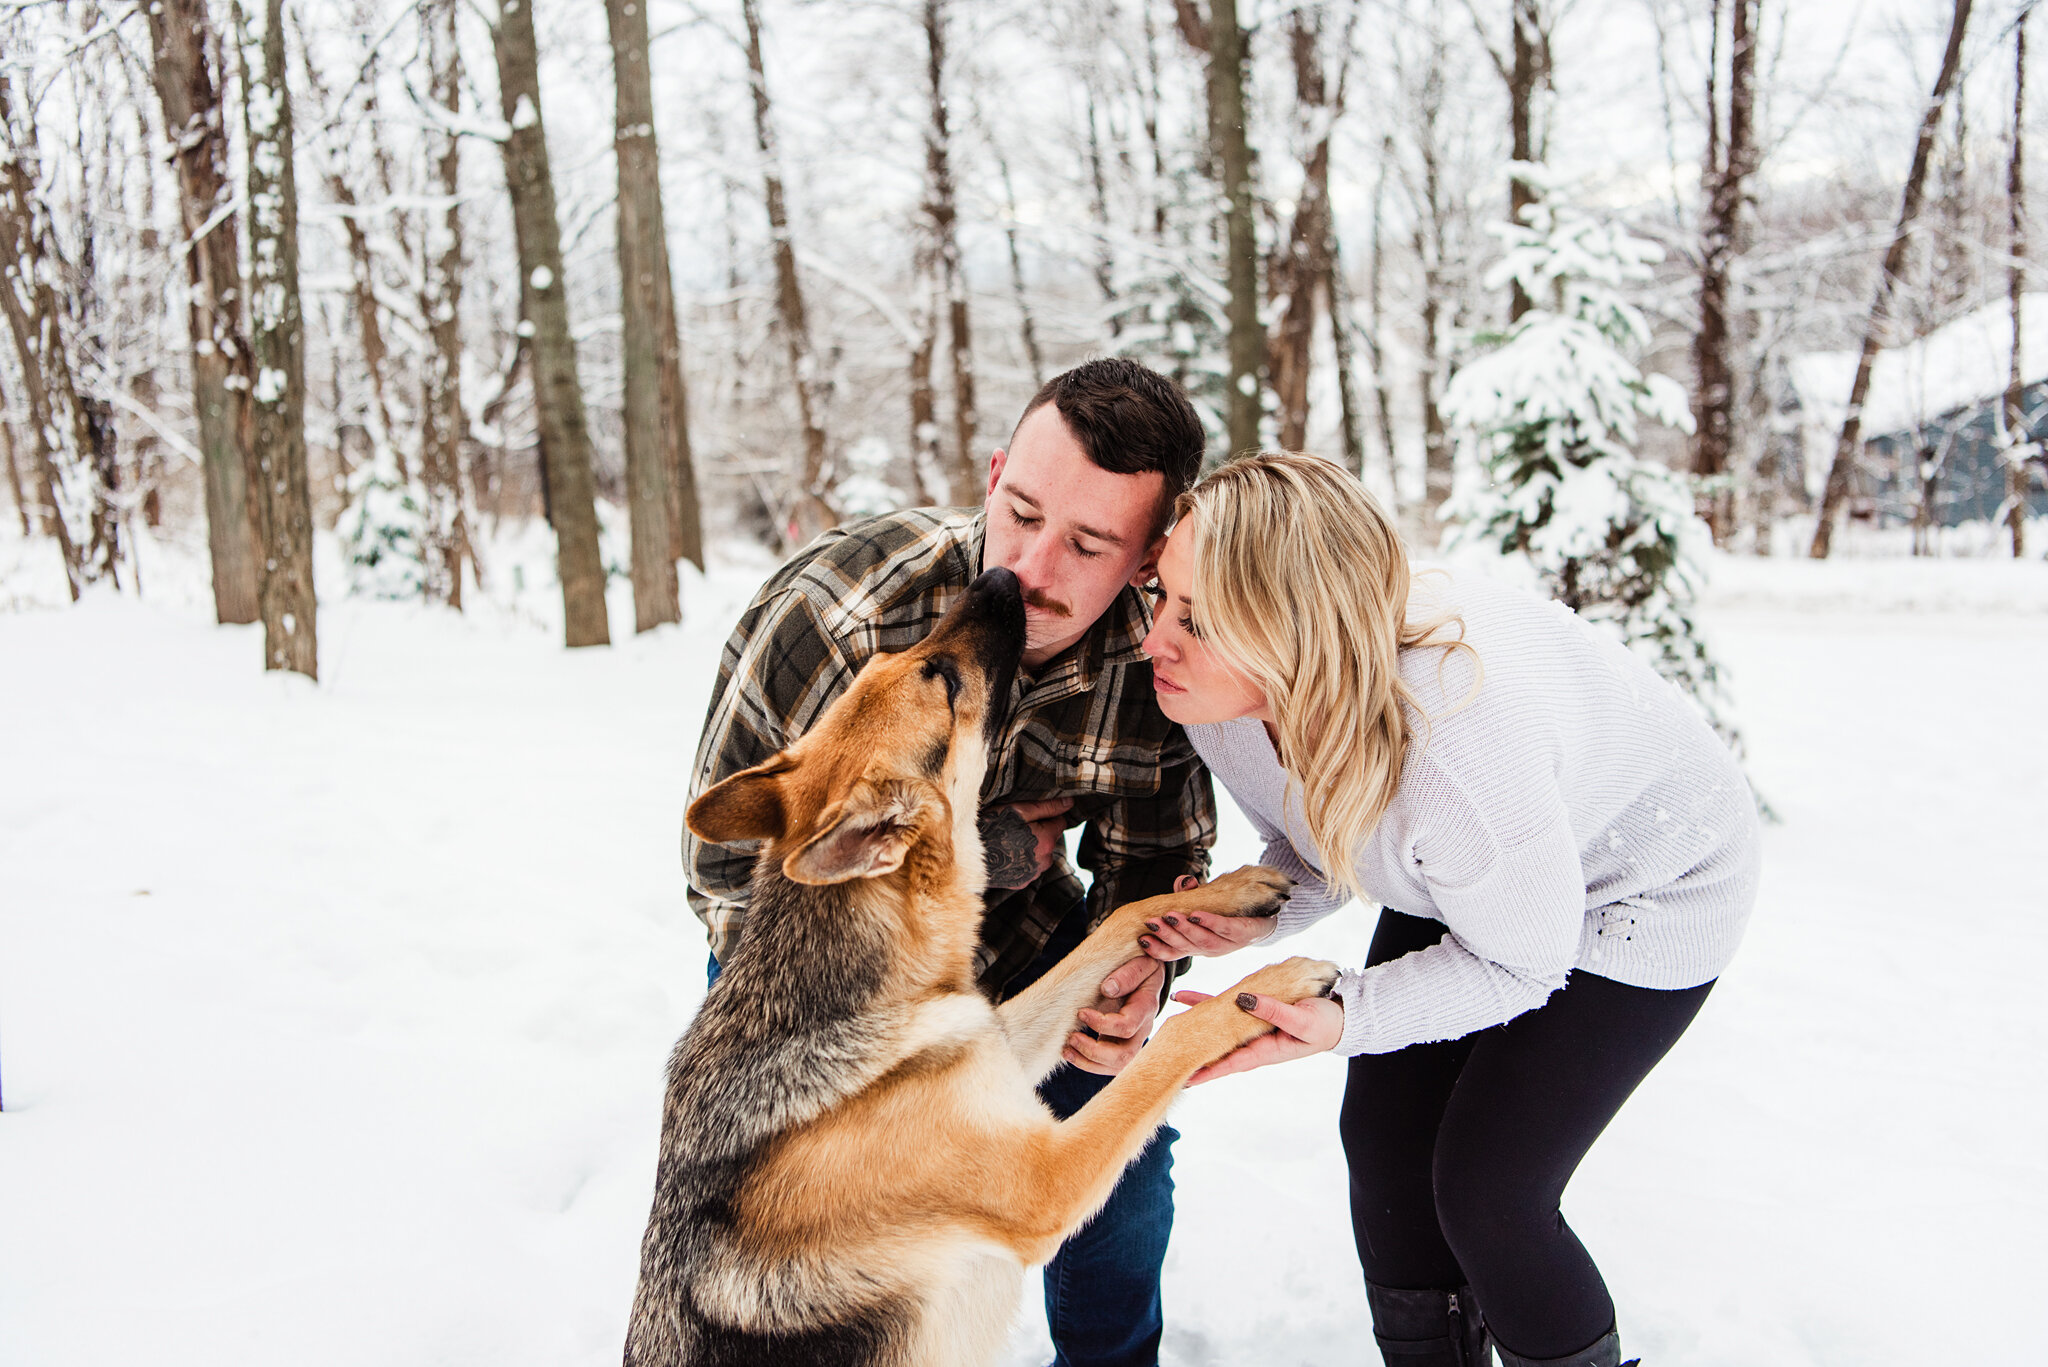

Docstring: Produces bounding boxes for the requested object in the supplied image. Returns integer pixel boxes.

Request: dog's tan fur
[627,572,1339,1366]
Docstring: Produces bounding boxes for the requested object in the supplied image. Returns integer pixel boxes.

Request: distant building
[1787,295,2048,528]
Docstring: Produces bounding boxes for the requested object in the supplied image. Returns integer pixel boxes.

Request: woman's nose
[1141,618,1175,661]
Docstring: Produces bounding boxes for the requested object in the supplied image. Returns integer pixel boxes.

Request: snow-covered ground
[2,524,2044,1367]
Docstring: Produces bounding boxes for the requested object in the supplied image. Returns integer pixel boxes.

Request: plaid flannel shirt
[685,507,1216,996]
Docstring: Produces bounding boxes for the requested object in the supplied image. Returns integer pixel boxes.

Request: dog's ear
[782,784,925,885]
[687,755,796,844]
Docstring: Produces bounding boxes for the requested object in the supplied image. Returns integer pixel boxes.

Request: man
[685,358,1214,1367]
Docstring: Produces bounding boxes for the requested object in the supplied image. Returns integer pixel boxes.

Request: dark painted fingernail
[1164,916,1179,927]
[1188,914,1204,925]
[1235,993,1258,1011]
[1145,922,1160,933]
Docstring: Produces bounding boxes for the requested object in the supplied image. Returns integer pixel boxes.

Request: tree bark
[419,0,472,606]
[1506,0,1548,322]
[1364,133,1400,495]
[1325,226,1368,480]
[2008,12,2029,560]
[993,143,1046,388]
[655,237,704,572]
[494,0,610,643]
[924,0,979,502]
[0,367,29,538]
[607,0,679,631]
[1182,0,1262,457]
[1809,0,1973,558]
[740,0,833,544]
[1412,34,1453,522]
[298,41,400,485]
[235,0,318,677]
[1690,0,1758,546]
[0,72,112,599]
[910,272,942,499]
[1267,2,1349,452]
[145,0,260,623]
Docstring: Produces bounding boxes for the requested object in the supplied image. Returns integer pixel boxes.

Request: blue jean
[706,906,1178,1367]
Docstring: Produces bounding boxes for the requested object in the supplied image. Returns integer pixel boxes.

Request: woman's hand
[1136,873,1278,961]
[1176,988,1344,1085]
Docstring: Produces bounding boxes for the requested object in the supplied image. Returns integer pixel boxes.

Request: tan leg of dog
[994,865,1294,1081]
[991,954,1340,1264]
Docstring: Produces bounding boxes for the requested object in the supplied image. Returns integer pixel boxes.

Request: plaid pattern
[686,507,1215,995]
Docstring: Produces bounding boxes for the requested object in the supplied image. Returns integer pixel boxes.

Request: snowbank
[2,527,2043,1366]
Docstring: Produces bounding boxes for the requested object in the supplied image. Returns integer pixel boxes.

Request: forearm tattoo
[978,807,1042,890]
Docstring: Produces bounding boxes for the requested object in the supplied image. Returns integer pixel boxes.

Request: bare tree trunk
[1810,0,1973,558]
[1140,0,1170,241]
[607,0,679,631]
[1325,226,1367,480]
[1178,0,1262,457]
[235,0,317,677]
[298,40,400,484]
[2008,11,2030,560]
[419,0,472,606]
[1505,0,1548,322]
[655,240,704,572]
[910,271,943,499]
[992,142,1046,389]
[920,0,980,503]
[1358,133,1400,494]
[1412,35,1453,523]
[740,0,833,544]
[494,0,610,644]
[1213,0,1260,457]
[1268,2,1351,452]
[145,0,260,623]
[0,72,111,599]
[1083,81,1118,317]
[0,367,29,537]
[1691,0,1758,546]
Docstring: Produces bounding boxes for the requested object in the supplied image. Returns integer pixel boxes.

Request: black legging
[1340,910,1714,1361]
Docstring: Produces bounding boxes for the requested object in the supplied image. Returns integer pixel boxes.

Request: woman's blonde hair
[1175,453,1479,904]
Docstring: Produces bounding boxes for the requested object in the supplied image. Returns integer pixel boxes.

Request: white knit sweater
[1186,567,1760,1057]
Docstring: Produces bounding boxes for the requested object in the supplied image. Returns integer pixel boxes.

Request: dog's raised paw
[1198,864,1295,919]
[1228,956,1342,1006]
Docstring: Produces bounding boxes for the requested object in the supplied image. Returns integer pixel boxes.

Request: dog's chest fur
[626,858,1005,1362]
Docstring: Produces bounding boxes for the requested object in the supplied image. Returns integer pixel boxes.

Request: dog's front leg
[990,953,1340,1266]
[994,865,1293,1082]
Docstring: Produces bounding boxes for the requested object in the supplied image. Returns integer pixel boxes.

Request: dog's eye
[922,658,962,708]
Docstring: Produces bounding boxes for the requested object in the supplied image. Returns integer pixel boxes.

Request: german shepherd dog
[626,566,1340,1367]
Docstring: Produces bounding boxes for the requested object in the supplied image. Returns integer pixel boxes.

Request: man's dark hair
[1013,358,1205,512]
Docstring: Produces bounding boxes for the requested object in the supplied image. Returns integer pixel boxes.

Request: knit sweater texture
[1186,567,1761,1057]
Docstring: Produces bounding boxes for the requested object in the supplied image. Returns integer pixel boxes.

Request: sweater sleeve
[1330,762,1585,1056]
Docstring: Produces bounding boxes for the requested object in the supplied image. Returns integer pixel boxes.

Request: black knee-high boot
[1491,1326,1630,1367]
[1365,1283,1494,1366]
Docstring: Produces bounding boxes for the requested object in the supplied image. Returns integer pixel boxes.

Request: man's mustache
[1022,588,1070,618]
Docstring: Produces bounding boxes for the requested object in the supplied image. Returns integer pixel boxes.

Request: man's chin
[1023,622,1081,663]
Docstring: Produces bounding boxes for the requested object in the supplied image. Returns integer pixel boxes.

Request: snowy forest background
[4,2,2047,1365]
[3,0,2045,655]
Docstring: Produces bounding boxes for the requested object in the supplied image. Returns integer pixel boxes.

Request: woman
[1129,454,1758,1367]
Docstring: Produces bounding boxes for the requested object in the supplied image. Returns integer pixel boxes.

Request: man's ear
[686,755,795,844]
[782,785,925,885]
[1131,532,1167,587]
[985,448,1008,502]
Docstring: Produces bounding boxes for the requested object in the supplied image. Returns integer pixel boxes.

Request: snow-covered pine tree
[1443,169,1740,750]
[1111,156,1235,454]
[338,444,431,600]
